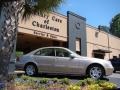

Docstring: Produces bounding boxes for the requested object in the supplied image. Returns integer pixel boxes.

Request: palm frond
[22,0,64,20]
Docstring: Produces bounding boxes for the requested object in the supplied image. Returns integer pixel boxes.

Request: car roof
[29,47,71,54]
[37,46,69,50]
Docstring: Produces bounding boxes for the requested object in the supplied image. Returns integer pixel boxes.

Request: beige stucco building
[86,25,120,60]
[17,11,120,60]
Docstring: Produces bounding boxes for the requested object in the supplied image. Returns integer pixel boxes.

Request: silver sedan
[16,47,114,79]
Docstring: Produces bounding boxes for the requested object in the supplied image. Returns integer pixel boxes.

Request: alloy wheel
[25,64,36,76]
[89,66,103,79]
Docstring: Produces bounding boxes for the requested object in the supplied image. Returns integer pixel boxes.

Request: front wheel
[87,65,104,79]
[24,64,38,76]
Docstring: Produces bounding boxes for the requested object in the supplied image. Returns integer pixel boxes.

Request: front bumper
[105,67,114,76]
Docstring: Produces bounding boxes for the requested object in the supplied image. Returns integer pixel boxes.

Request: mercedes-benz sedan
[16,47,113,79]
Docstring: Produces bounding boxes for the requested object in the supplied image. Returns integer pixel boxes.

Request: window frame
[55,48,71,57]
[34,48,55,56]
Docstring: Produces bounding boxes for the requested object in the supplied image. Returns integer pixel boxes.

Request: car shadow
[101,77,109,81]
[34,73,85,80]
[115,71,120,74]
[33,73,110,81]
[16,71,110,81]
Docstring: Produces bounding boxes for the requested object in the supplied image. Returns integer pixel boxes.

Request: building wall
[17,11,120,59]
[86,26,108,47]
[109,35,120,58]
[86,24,120,59]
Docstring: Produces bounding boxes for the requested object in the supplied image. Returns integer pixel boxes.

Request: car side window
[35,48,55,56]
[35,50,41,55]
[56,48,70,57]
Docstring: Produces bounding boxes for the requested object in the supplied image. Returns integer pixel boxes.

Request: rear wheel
[87,65,104,79]
[25,64,38,76]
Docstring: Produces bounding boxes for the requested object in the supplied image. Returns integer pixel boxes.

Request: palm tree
[0,0,63,82]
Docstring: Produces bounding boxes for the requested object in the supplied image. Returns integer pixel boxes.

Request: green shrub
[40,78,49,84]
[76,78,96,86]
[85,78,96,85]
[21,75,29,81]
[48,83,66,89]
[38,86,46,90]
[15,75,117,90]
[16,51,24,57]
[60,78,70,85]
[52,78,59,83]
[96,79,106,84]
[67,85,81,90]
[87,84,102,90]
[76,80,87,86]
[99,82,117,90]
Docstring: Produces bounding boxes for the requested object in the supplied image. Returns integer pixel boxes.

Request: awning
[93,49,112,53]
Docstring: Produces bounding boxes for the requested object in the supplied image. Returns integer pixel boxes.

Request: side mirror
[70,54,75,59]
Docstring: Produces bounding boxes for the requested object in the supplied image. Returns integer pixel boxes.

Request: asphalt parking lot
[107,72,120,88]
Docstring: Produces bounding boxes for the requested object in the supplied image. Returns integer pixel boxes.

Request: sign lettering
[32,21,59,32]
[34,30,57,39]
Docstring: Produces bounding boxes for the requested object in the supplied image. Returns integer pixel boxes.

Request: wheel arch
[86,63,105,75]
[24,62,38,71]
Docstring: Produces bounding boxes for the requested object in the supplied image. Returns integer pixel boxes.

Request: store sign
[31,14,63,33]
[19,12,67,41]
[33,30,57,39]
[40,14,62,23]
[32,21,59,32]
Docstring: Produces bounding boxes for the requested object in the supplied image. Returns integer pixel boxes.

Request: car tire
[87,65,104,79]
[24,64,38,76]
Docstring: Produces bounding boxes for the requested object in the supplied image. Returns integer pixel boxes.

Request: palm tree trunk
[0,1,24,82]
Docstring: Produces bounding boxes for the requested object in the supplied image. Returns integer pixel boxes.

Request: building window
[76,38,81,55]
[92,50,105,59]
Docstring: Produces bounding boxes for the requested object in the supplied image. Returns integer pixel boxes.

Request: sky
[57,0,120,27]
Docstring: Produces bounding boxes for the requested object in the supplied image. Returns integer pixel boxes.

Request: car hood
[75,55,111,64]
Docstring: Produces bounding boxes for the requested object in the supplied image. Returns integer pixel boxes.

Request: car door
[33,48,55,73]
[54,48,82,74]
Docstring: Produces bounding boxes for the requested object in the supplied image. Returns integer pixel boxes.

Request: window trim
[34,48,55,56]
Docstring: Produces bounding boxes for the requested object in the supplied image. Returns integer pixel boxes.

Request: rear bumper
[15,63,24,70]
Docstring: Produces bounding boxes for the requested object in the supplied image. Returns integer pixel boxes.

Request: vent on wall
[95,32,99,38]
